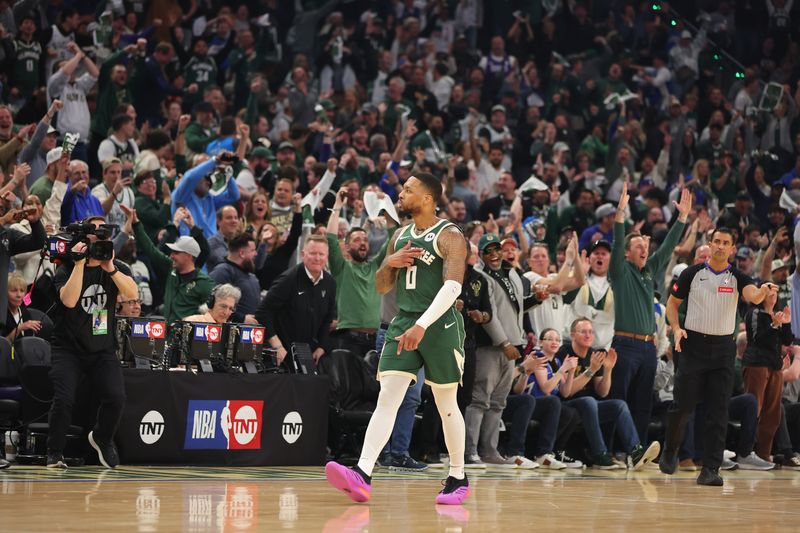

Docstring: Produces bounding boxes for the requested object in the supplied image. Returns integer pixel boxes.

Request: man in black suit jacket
[256,234,336,364]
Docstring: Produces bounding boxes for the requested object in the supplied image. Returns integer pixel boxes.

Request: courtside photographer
[45,215,138,469]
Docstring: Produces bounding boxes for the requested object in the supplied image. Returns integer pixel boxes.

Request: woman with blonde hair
[2,273,41,341]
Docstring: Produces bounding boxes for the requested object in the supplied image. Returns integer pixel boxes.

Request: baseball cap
[318,99,336,110]
[736,190,752,201]
[491,104,507,115]
[46,125,58,135]
[736,246,754,260]
[250,146,275,160]
[595,203,617,219]
[680,30,692,39]
[101,157,122,171]
[277,141,295,152]
[45,147,63,167]
[500,238,518,249]
[193,101,215,114]
[553,141,570,152]
[478,233,501,253]
[771,259,788,272]
[639,177,655,188]
[399,159,414,168]
[672,263,688,279]
[166,236,201,258]
[590,240,612,254]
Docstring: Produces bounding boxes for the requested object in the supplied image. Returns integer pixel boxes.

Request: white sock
[357,374,412,477]
[433,386,465,480]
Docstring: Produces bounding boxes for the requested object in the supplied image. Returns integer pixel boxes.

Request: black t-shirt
[555,343,604,399]
[52,260,132,355]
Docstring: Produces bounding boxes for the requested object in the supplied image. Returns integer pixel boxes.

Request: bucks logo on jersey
[395,219,459,313]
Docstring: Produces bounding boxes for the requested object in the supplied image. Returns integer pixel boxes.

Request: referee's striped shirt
[670,263,754,336]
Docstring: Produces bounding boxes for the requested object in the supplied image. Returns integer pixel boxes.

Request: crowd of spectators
[2,0,800,470]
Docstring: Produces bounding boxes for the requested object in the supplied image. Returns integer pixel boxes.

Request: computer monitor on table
[228,324,266,373]
[116,318,168,369]
[179,322,233,372]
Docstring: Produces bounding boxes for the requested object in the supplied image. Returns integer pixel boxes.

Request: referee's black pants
[47,349,126,453]
[663,330,735,471]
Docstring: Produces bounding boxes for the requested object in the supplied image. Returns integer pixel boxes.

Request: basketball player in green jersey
[326,172,471,505]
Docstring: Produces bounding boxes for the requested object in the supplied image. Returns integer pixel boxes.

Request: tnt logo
[139,410,165,445]
[281,411,303,444]
[193,324,222,343]
[240,327,265,345]
[184,400,263,450]
[132,321,167,339]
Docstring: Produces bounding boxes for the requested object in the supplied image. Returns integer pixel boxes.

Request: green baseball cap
[478,233,501,253]
[250,146,275,160]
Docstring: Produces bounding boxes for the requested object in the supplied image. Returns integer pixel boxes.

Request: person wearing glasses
[116,294,142,317]
[556,317,661,470]
[513,328,583,468]
[184,284,240,324]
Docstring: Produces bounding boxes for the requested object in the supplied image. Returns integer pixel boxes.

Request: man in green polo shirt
[608,181,692,444]
[326,181,395,356]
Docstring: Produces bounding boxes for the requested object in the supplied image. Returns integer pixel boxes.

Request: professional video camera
[47,222,117,264]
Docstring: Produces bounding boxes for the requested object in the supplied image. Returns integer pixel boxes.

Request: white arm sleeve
[415,279,462,329]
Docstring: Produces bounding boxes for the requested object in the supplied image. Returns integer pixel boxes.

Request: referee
[660,227,776,486]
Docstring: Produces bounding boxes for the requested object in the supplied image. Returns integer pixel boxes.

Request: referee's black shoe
[659,450,678,475]
[696,467,723,486]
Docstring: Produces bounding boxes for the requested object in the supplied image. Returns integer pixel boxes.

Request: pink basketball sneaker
[325,462,372,503]
[435,474,470,505]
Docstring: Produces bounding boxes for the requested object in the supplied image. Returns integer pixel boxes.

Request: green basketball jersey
[394,219,459,313]
[13,39,42,94]
[184,56,217,88]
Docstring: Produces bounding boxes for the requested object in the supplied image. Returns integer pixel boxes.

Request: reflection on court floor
[2,466,800,532]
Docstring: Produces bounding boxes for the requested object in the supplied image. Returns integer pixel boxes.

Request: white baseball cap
[672,263,688,279]
[166,236,201,258]
[46,147,63,167]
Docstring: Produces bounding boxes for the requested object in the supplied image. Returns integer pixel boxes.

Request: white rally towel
[363,191,401,224]
[301,169,336,211]
[780,189,797,212]
[519,175,549,192]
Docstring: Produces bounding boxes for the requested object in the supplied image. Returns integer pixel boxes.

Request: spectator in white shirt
[46,42,98,163]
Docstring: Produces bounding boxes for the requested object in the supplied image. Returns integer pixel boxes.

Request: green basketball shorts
[379,307,465,388]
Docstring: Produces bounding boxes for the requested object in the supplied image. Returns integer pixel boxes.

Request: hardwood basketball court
[1,465,798,531]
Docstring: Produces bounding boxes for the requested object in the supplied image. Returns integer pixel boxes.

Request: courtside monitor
[116,317,167,368]
[180,322,233,372]
[229,324,266,373]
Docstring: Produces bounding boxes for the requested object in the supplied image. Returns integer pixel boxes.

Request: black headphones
[207,286,218,310]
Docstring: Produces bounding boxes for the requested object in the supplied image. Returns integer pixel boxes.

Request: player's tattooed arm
[440,227,467,284]
[375,230,403,294]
